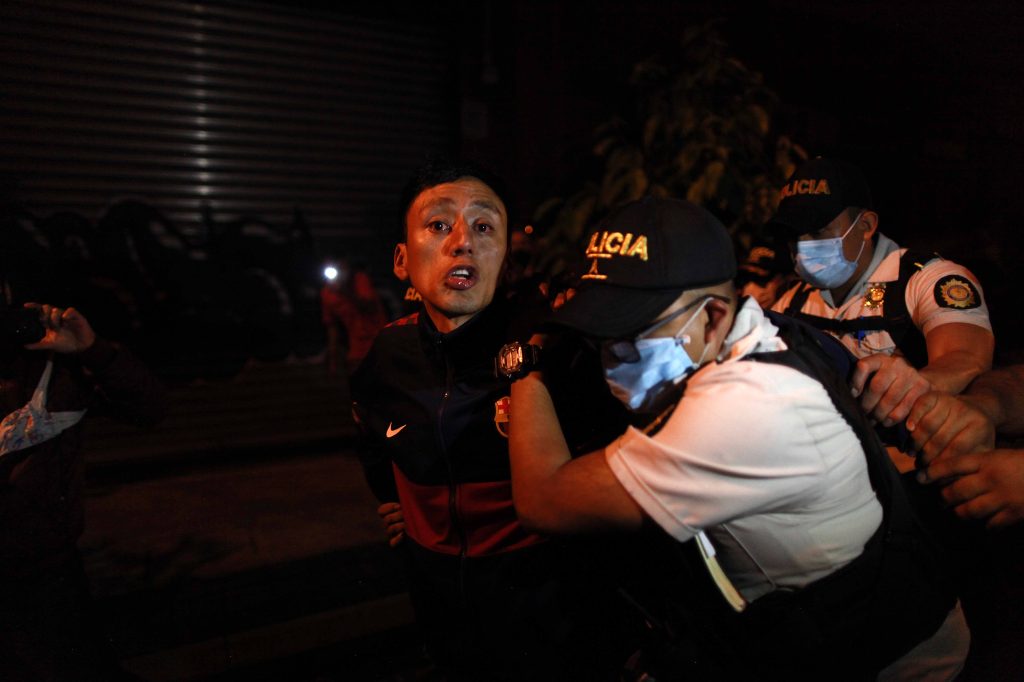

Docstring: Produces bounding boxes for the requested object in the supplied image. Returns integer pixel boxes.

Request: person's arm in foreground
[26,303,165,426]
[907,364,1024,529]
[908,363,1024,464]
[958,364,1024,436]
[508,359,644,534]
[918,448,1024,529]
[851,323,993,427]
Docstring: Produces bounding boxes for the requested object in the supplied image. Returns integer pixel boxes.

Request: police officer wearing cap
[507,196,969,681]
[735,239,794,309]
[768,158,994,454]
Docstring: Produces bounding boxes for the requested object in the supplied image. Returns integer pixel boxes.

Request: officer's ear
[858,210,879,241]
[703,297,732,340]
[393,243,409,281]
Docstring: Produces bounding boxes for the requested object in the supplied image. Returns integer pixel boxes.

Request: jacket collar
[417,296,510,370]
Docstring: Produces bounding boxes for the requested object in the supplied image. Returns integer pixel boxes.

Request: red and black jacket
[351,296,642,678]
[351,296,544,559]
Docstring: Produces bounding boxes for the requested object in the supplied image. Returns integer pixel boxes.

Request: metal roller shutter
[0,0,454,242]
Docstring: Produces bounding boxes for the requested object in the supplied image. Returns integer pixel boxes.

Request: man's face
[740,274,786,309]
[395,177,507,332]
[797,209,868,264]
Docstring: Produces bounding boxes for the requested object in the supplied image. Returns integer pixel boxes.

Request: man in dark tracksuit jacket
[353,296,593,680]
[351,160,627,681]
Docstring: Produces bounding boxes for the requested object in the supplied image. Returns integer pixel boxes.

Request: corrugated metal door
[0,0,454,241]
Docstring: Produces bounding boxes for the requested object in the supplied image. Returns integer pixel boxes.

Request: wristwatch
[494,341,543,380]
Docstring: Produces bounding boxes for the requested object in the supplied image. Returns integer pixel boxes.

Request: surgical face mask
[794,211,865,289]
[602,297,714,412]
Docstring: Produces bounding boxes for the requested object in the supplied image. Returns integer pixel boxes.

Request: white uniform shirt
[605,299,883,602]
[771,233,991,360]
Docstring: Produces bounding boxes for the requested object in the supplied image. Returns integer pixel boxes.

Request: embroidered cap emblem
[581,230,649,281]
[779,178,831,200]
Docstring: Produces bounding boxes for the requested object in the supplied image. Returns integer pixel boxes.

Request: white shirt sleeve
[906,260,992,336]
[605,360,850,542]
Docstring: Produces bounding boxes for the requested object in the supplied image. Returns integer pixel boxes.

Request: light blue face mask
[794,211,865,289]
[603,298,711,412]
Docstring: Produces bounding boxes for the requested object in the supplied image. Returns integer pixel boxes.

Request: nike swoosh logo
[386,423,407,438]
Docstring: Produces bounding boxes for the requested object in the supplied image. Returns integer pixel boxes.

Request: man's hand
[906,391,995,465]
[851,353,932,427]
[23,303,96,354]
[918,449,1024,529]
[377,502,405,547]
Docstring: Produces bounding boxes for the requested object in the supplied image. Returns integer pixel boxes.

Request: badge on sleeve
[934,275,980,309]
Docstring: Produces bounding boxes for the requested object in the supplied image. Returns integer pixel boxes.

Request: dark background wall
[2,0,1022,357]
[462,0,1024,358]
[0,0,455,260]
[478,1,1024,234]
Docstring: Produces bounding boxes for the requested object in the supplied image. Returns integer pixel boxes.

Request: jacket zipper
[436,342,469,608]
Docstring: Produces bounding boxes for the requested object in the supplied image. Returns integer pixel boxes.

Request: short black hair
[397,155,510,239]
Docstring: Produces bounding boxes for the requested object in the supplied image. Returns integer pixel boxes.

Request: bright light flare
[323,266,338,281]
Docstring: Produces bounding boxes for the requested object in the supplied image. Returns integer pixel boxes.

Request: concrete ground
[83,451,420,681]
[80,361,430,681]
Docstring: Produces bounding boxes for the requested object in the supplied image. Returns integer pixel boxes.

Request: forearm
[508,372,573,530]
[965,365,1024,436]
[918,322,993,395]
[509,371,645,533]
[362,456,399,502]
[84,338,166,426]
[352,402,399,502]
[920,349,992,395]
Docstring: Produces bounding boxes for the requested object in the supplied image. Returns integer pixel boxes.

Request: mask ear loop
[671,297,715,371]
[835,211,867,266]
[672,296,714,349]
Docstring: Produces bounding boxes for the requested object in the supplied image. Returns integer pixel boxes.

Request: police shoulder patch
[934,275,980,310]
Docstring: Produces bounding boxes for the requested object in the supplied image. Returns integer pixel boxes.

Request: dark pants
[405,539,634,682]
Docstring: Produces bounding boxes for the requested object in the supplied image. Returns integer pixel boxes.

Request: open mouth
[446,265,478,290]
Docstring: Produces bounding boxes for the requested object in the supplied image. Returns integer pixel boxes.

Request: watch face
[497,342,524,378]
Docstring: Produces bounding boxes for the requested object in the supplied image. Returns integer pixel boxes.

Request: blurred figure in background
[320,259,388,375]
[0,277,164,681]
[504,226,537,287]
[735,238,793,309]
